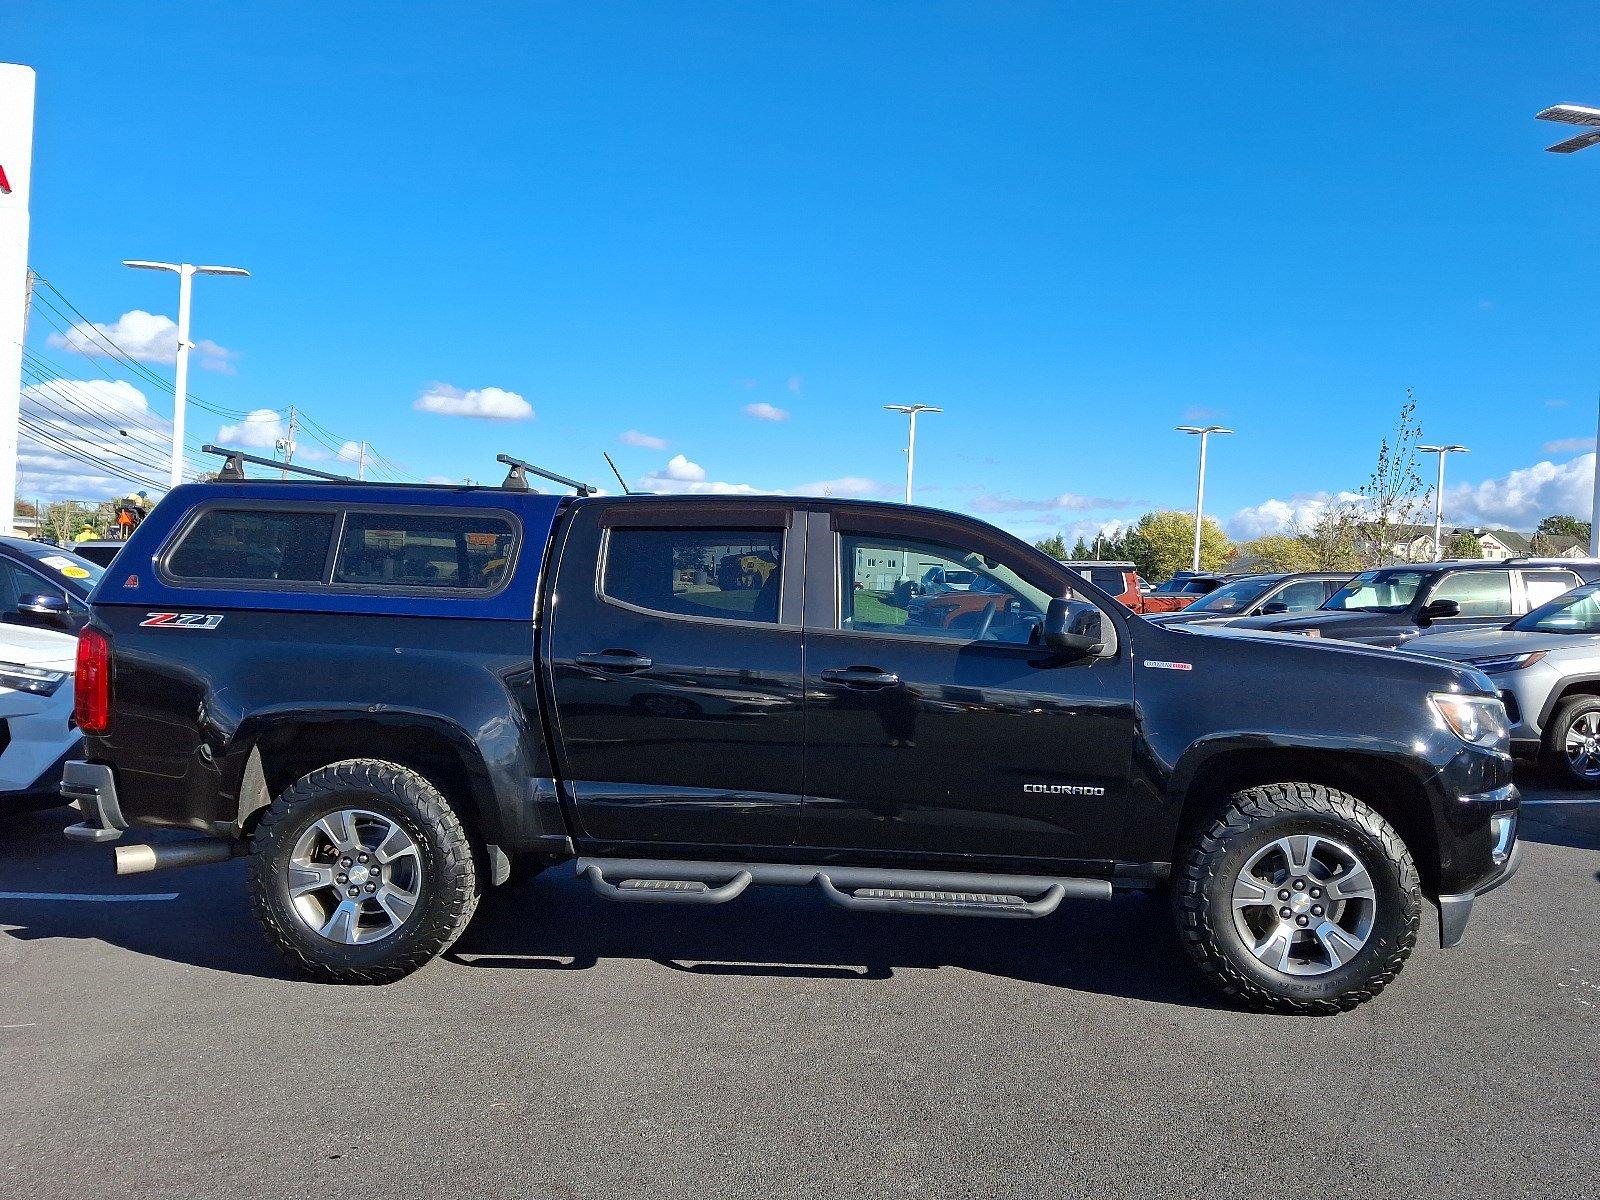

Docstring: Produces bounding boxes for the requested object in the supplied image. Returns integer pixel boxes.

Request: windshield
[1512,584,1600,633]
[1188,576,1277,614]
[1323,568,1427,613]
[11,543,105,597]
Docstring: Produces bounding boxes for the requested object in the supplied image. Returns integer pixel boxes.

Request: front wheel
[1174,783,1420,1014]
[248,759,479,984]
[1544,695,1600,788]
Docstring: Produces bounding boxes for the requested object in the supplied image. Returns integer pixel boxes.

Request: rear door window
[603,528,784,623]
[1521,569,1581,608]
[167,510,336,582]
[333,511,517,590]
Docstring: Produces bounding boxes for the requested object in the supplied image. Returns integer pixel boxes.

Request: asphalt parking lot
[2,784,1596,1200]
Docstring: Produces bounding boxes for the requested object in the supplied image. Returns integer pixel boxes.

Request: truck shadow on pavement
[2,807,1223,1008]
[452,868,1223,1009]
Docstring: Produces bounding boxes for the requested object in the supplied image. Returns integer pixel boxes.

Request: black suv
[60,455,1520,1013]
[1230,559,1600,648]
[1149,571,1353,627]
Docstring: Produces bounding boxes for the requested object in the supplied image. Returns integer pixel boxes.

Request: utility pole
[276,406,297,478]
[1177,424,1233,574]
[1420,444,1469,560]
[0,64,37,537]
[357,440,368,481]
[122,259,249,489]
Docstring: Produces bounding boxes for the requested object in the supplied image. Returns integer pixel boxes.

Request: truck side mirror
[1043,597,1108,657]
[1420,598,1461,623]
[1259,601,1289,615]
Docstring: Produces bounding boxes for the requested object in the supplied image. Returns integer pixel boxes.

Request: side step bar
[576,857,1109,918]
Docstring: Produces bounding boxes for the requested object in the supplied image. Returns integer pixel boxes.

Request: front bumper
[60,760,127,843]
[1437,795,1520,947]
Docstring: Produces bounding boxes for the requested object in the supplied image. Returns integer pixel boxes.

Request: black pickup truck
[61,458,1521,1012]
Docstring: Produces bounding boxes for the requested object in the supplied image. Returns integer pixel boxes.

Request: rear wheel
[248,759,479,983]
[1544,695,1600,789]
[1174,783,1420,1013]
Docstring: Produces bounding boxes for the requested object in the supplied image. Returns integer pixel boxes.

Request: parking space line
[1520,798,1599,807]
[0,891,179,903]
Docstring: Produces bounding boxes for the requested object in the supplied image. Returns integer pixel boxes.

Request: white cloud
[1225,491,1365,539]
[217,408,287,449]
[971,491,1129,515]
[661,453,705,482]
[744,402,789,422]
[414,383,533,421]
[47,309,237,372]
[794,476,890,499]
[1543,437,1591,455]
[638,453,760,495]
[1446,453,1594,528]
[337,441,365,464]
[17,378,174,499]
[619,429,669,450]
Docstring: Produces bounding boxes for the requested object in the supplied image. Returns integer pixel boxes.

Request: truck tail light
[75,627,112,735]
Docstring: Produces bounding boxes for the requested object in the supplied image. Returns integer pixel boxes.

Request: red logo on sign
[0,164,10,195]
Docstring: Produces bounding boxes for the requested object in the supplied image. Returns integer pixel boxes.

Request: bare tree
[1354,389,1429,567]
[1295,499,1363,570]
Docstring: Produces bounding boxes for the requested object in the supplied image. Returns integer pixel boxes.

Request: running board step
[575,857,1108,917]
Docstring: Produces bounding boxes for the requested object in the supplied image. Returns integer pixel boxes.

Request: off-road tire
[1543,695,1600,789]
[249,759,479,984]
[1174,783,1421,1014]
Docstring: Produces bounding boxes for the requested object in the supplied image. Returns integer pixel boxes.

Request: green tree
[1236,534,1315,572]
[1296,502,1363,570]
[1033,533,1068,559]
[1124,510,1231,581]
[1537,514,1590,541]
[1443,530,1482,559]
[1069,536,1090,560]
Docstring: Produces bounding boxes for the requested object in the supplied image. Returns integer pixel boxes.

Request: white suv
[0,623,80,811]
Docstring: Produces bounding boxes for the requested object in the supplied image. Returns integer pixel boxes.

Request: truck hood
[1179,620,1487,678]
[0,623,78,672]
[1227,610,1379,634]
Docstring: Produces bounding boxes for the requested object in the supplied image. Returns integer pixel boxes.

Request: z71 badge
[140,613,224,629]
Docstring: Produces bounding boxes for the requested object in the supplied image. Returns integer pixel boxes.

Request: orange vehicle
[1058,561,1193,615]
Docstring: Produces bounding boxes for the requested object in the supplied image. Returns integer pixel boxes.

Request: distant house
[1390,526,1586,562]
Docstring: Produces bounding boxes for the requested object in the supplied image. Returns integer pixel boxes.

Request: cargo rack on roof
[201,445,354,482]
[496,454,597,496]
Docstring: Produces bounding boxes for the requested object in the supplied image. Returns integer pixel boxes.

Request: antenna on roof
[201,445,353,482]
[602,452,633,495]
[495,454,597,496]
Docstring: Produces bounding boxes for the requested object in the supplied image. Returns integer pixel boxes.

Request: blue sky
[11,2,1600,542]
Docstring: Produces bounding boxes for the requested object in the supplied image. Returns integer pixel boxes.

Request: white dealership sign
[0,63,36,536]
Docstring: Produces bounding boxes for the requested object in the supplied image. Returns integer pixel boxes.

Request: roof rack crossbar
[496,454,597,496]
[201,445,354,483]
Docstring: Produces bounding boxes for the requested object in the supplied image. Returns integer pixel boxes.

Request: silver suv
[1411,579,1600,786]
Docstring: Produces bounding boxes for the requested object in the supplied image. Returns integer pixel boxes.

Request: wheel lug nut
[337,873,348,884]
[1280,907,1292,918]
[1312,905,1324,916]
[358,853,369,863]
[1310,887,1322,898]
[1293,879,1306,891]
[341,857,351,867]
[1278,890,1291,901]
[366,883,377,893]
[1296,915,1309,926]
[347,887,359,898]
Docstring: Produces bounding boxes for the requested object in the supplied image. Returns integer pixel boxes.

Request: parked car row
[1103,554,1600,790]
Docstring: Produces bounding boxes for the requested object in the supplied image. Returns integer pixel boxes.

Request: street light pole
[883,404,942,504]
[1536,103,1600,555]
[1419,444,1469,560]
[1177,424,1232,573]
[123,259,249,488]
